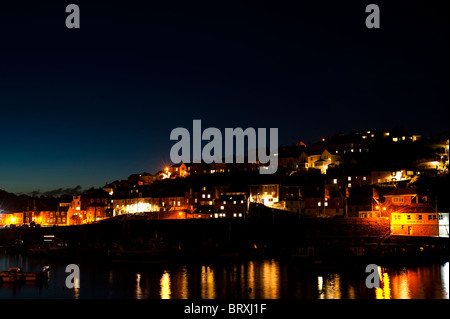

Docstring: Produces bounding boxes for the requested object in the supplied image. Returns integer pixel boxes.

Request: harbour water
[0,253,448,299]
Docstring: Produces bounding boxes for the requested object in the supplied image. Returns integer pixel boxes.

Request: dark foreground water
[0,253,448,299]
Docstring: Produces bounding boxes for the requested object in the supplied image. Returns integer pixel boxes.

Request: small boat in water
[0,266,49,284]
[110,238,169,263]
[28,236,69,256]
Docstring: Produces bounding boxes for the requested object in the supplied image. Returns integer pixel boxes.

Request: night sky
[0,1,448,194]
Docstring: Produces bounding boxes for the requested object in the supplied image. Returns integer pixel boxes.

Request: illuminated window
[318,202,322,207]
[348,183,351,188]
[348,176,351,181]
[333,179,337,184]
[233,213,237,217]
[233,201,236,204]
[363,176,367,181]
[393,197,404,203]
[324,202,328,207]
[392,137,398,142]
[202,194,205,198]
[207,194,211,198]
[238,213,242,217]
[241,200,244,204]
[220,206,224,210]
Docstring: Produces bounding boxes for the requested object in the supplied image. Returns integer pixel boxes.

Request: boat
[28,236,69,256]
[0,266,49,284]
[110,238,169,263]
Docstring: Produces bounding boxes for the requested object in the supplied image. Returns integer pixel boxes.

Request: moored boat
[0,266,49,284]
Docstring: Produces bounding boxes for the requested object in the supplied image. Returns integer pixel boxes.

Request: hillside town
[1,127,449,238]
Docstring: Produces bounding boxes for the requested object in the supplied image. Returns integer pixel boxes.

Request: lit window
[202,194,205,198]
[348,183,351,188]
[220,206,224,210]
[241,200,244,204]
[233,201,236,204]
[238,213,242,217]
[393,137,398,142]
[324,202,328,207]
[318,202,322,207]
[233,213,237,217]
[363,176,367,181]
[333,179,337,184]
[207,194,211,198]
[348,176,351,181]
[214,213,218,218]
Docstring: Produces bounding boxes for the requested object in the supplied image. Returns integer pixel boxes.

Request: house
[167,163,188,178]
[383,188,438,236]
[280,185,304,214]
[298,150,340,174]
[439,213,449,237]
[303,189,344,217]
[383,188,418,206]
[214,194,247,218]
[390,206,438,236]
[248,184,279,207]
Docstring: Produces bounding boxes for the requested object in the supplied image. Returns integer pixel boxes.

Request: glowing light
[160,271,171,299]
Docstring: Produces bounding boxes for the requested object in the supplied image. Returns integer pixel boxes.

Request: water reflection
[0,253,448,299]
[200,266,216,299]
[160,271,171,299]
[442,262,449,299]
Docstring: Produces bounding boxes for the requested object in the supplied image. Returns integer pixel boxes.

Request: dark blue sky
[0,1,448,194]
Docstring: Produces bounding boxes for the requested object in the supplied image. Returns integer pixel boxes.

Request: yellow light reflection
[248,261,255,299]
[180,266,188,299]
[160,270,171,299]
[201,266,216,299]
[318,276,324,298]
[375,268,391,299]
[262,259,279,299]
[135,273,143,299]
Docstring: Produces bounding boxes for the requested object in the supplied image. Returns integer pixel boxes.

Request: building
[298,150,340,174]
[438,212,449,237]
[304,191,344,217]
[390,206,438,236]
[214,194,247,218]
[248,184,279,207]
[383,188,418,206]
[383,188,438,236]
